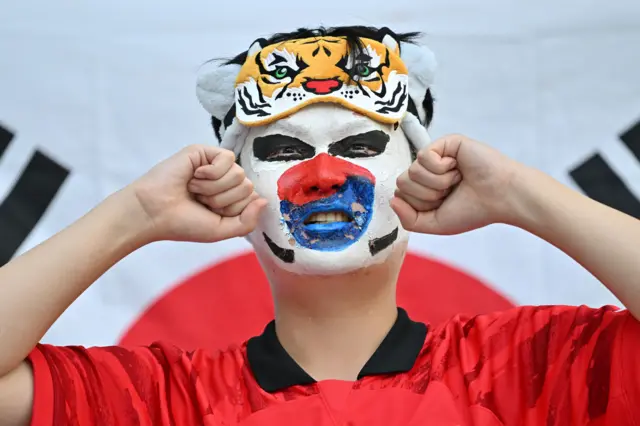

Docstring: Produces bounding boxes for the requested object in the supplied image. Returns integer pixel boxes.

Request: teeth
[306,211,350,224]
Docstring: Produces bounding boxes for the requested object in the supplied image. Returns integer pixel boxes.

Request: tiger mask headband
[196,26,438,275]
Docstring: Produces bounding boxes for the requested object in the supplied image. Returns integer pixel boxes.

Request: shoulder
[410,306,631,385]
[416,305,630,365]
[32,340,251,385]
[145,341,264,419]
[143,340,250,374]
[417,305,633,373]
[28,342,256,424]
[430,304,627,343]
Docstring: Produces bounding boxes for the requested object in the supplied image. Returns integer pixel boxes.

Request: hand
[128,145,267,243]
[391,134,523,235]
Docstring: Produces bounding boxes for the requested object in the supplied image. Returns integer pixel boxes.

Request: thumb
[428,134,464,159]
[390,196,419,231]
[239,197,268,231]
[390,196,442,234]
[218,197,268,239]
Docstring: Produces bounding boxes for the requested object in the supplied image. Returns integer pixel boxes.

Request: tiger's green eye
[274,67,289,79]
[355,64,372,77]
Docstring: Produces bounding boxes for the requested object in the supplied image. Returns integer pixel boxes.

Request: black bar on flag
[570,153,640,219]
[620,119,640,163]
[0,123,14,158]
[0,151,69,266]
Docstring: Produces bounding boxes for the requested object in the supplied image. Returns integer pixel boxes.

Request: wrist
[92,187,158,252]
[503,165,559,233]
[502,166,593,244]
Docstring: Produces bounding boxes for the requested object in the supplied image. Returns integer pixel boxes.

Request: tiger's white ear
[248,38,267,57]
[196,60,241,120]
[400,42,437,123]
[381,33,400,54]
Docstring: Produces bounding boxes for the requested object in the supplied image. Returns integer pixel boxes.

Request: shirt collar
[246,307,428,392]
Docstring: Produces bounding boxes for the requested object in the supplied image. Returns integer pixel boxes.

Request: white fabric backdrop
[0,0,639,347]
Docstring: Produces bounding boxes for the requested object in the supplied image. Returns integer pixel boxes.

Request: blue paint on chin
[280,176,374,251]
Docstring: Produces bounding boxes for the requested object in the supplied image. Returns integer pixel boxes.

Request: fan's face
[242,104,413,275]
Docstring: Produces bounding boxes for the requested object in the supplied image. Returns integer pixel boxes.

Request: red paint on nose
[303,79,341,94]
[277,153,375,205]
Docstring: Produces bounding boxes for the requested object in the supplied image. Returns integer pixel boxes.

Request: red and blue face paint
[277,153,376,251]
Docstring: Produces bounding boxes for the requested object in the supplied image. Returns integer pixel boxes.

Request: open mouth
[279,175,375,251]
[304,211,352,225]
[303,210,354,232]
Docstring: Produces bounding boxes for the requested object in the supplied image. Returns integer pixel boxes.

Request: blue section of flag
[280,176,374,251]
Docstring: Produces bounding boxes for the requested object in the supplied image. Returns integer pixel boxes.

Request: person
[0,25,639,426]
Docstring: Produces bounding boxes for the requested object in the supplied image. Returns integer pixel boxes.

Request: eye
[346,143,378,156]
[253,134,316,162]
[272,66,292,79]
[354,63,372,77]
[327,130,390,158]
[266,146,308,161]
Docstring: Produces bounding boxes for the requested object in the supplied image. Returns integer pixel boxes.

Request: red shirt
[28,305,640,425]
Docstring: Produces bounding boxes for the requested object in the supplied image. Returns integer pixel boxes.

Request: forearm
[0,187,152,377]
[511,166,640,317]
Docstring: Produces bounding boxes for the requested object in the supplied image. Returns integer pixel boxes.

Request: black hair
[213,25,434,148]
[225,26,419,67]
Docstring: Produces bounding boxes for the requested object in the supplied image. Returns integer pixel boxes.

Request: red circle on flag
[119,251,514,351]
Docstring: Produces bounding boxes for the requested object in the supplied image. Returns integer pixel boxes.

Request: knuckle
[396,177,409,192]
[414,199,433,210]
[243,178,254,190]
[397,169,410,182]
[229,166,245,183]
[185,143,207,154]
[194,166,211,180]
[242,180,254,195]
[221,148,236,163]
[447,133,467,143]
[431,177,450,190]
[208,196,225,209]
[422,188,442,201]
[420,193,436,202]
[400,193,419,206]
[446,174,459,187]
[416,149,430,164]
[222,205,241,216]
[407,164,423,181]
[206,167,224,181]
[424,200,442,211]
[413,201,431,213]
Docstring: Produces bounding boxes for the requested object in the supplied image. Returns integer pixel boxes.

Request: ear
[377,27,401,55]
[400,42,437,124]
[196,60,241,121]
[248,38,267,57]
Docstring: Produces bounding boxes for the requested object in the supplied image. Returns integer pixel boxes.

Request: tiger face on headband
[234,34,409,126]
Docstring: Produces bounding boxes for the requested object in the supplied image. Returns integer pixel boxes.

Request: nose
[277,153,375,205]
[300,154,346,196]
[303,79,341,95]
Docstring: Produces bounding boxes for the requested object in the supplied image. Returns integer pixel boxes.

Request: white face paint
[241,104,413,275]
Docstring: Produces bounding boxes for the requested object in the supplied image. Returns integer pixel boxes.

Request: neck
[262,244,406,381]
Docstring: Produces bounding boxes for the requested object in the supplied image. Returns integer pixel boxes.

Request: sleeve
[26,342,202,426]
[454,305,640,425]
